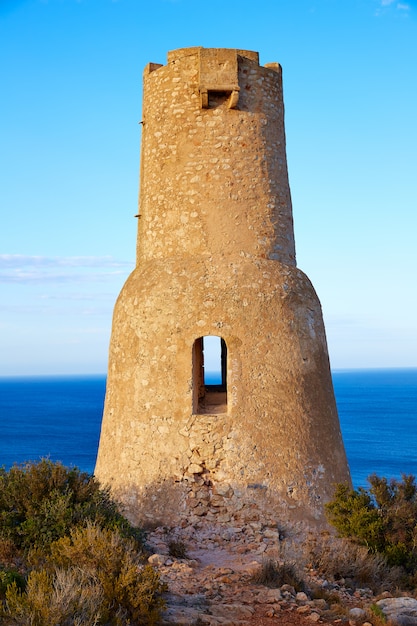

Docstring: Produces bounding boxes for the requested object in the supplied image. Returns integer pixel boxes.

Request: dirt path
[146,524,363,625]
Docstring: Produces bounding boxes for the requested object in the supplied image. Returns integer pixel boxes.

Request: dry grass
[0,540,18,569]
[303,531,403,593]
[168,539,188,559]
[1,523,165,626]
[251,558,306,591]
[2,568,103,626]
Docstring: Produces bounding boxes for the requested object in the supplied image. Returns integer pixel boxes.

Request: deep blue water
[333,369,417,487]
[0,375,105,475]
[0,369,416,488]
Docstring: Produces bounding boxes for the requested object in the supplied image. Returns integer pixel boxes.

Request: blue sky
[1,0,416,376]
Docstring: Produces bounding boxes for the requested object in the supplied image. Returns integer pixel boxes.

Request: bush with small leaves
[0,461,164,625]
[0,459,143,557]
[49,523,165,624]
[2,568,103,626]
[0,569,26,597]
[1,524,165,625]
[326,474,417,582]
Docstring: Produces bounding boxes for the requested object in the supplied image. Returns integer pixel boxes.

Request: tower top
[151,47,280,109]
[137,46,296,266]
[167,47,260,64]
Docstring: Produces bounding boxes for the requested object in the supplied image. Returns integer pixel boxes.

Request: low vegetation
[303,531,402,593]
[0,459,165,625]
[254,475,417,603]
[3,462,417,623]
[251,558,306,591]
[167,539,187,560]
[325,473,417,588]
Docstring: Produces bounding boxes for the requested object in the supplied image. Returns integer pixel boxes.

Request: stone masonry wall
[95,48,351,529]
[137,47,295,265]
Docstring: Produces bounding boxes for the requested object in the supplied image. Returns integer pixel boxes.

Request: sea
[0,368,416,489]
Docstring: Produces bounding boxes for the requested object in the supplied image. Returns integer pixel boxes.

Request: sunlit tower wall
[95,47,351,527]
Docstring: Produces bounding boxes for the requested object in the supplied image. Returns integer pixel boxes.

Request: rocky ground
[145,522,384,626]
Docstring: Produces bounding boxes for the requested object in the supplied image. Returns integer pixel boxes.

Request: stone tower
[95,47,351,527]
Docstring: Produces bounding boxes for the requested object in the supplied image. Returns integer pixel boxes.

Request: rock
[217,513,231,523]
[349,607,366,620]
[312,598,328,610]
[193,504,207,516]
[214,483,234,497]
[148,553,166,566]
[210,495,225,507]
[376,597,417,625]
[281,583,296,596]
[266,588,282,602]
[296,591,309,604]
[188,463,204,474]
[210,603,255,619]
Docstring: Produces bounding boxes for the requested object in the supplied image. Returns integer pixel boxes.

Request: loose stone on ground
[376,597,417,625]
[144,522,385,625]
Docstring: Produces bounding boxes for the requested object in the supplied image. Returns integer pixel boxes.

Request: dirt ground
[149,526,359,626]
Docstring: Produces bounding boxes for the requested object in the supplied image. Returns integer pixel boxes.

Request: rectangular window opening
[193,335,227,414]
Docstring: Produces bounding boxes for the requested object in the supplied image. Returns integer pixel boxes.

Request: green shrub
[1,524,165,626]
[326,474,417,577]
[49,523,165,623]
[0,569,26,596]
[0,461,165,624]
[0,459,143,555]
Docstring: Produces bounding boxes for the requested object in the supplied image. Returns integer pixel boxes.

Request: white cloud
[0,254,133,269]
[379,0,412,9]
[0,254,134,284]
[376,0,412,12]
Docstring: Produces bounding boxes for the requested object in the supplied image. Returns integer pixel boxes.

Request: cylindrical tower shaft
[137,48,295,265]
[95,48,351,529]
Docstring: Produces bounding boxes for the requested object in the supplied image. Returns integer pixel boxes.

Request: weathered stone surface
[296,592,309,604]
[376,597,417,625]
[148,553,166,566]
[95,46,351,527]
[349,607,366,620]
